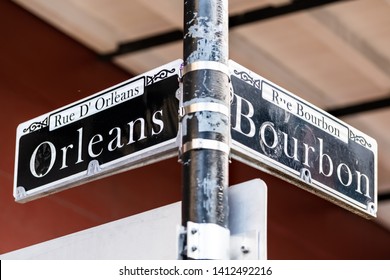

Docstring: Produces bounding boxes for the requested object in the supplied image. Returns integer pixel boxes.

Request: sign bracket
[177,179,267,260]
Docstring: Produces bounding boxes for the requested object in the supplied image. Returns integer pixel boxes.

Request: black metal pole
[180,0,230,259]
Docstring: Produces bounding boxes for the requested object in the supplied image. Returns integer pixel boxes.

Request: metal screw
[241,245,250,254]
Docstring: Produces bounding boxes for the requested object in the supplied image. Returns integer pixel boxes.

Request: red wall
[1,1,389,259]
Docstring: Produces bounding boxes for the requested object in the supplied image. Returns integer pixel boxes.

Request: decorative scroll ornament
[23,117,48,133]
[146,68,176,85]
[233,70,261,89]
[350,130,372,148]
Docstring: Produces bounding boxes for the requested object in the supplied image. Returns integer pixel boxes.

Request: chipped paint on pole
[184,2,228,63]
[180,0,231,259]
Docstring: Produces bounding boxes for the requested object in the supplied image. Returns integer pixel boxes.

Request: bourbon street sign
[14,60,182,202]
[229,60,378,218]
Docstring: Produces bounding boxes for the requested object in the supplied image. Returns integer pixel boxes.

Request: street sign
[14,59,182,202]
[229,60,378,218]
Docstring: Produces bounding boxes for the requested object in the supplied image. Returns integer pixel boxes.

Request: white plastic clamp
[182,61,230,78]
[179,102,230,119]
[182,138,230,155]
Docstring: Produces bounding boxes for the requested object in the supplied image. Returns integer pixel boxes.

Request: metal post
[180,0,230,259]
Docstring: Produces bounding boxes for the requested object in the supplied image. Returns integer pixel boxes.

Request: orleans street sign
[14,60,182,202]
[229,60,377,218]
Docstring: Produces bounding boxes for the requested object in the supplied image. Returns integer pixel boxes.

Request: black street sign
[14,60,182,202]
[229,60,378,218]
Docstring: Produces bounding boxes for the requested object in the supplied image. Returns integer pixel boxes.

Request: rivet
[241,245,250,254]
